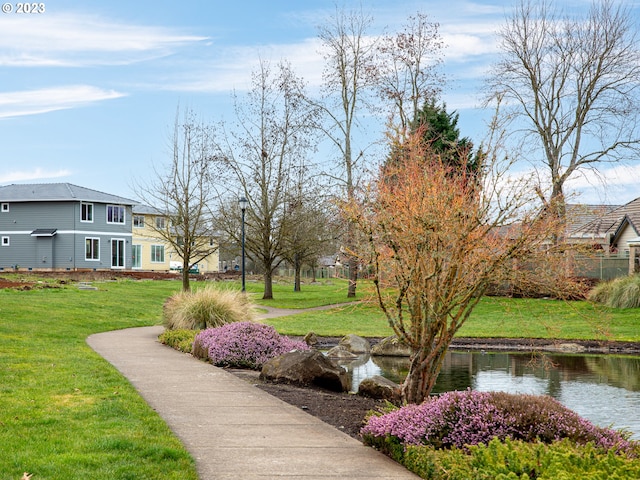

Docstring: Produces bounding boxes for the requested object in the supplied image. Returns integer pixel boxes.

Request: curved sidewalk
[87,326,419,480]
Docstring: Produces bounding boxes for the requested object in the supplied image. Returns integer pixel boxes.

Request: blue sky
[1,0,638,204]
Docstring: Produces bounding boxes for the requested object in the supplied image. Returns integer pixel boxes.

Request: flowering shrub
[362,389,636,455]
[192,322,309,369]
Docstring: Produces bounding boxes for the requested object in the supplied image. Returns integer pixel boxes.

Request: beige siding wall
[618,224,640,254]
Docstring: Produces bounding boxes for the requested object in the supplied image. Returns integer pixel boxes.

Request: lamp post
[238,196,248,292]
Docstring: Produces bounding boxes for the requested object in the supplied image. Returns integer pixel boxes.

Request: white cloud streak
[0,13,208,67]
[0,167,72,183]
[0,86,126,118]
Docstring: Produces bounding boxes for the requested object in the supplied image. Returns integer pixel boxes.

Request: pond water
[334,350,640,439]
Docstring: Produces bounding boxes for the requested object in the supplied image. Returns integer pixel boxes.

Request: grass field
[0,279,197,480]
[0,275,638,479]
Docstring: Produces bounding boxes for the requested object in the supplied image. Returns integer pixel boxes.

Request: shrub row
[401,437,640,480]
[192,322,309,369]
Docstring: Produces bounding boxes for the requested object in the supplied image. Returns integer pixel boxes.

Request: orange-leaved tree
[346,128,574,404]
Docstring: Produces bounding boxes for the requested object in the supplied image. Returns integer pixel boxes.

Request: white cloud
[0,13,208,67]
[0,85,126,118]
[0,168,72,183]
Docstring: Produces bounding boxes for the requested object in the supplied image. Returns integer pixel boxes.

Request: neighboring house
[131,204,220,273]
[131,205,171,271]
[569,198,640,254]
[0,183,136,271]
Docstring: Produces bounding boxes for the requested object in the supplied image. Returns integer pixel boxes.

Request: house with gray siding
[0,183,136,271]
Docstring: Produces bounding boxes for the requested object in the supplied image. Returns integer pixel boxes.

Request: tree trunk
[293,255,302,292]
[401,346,446,404]
[347,253,358,298]
[263,269,274,299]
[181,263,190,292]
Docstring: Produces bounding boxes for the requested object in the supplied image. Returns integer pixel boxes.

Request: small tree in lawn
[346,127,577,404]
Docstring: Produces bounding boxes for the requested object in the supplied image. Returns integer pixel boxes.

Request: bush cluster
[362,389,635,454]
[401,437,640,480]
[163,287,255,330]
[588,274,640,309]
[158,329,197,353]
[192,322,309,369]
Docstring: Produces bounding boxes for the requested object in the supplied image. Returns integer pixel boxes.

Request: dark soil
[227,368,386,441]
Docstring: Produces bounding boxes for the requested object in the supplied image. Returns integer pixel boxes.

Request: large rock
[326,345,358,359]
[339,334,371,354]
[260,350,351,392]
[371,336,412,357]
[358,375,401,403]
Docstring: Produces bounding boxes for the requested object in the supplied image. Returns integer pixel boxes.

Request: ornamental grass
[163,287,255,330]
[588,274,640,309]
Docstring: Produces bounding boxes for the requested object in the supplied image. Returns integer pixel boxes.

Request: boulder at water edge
[371,336,412,357]
[338,334,371,354]
[260,350,351,392]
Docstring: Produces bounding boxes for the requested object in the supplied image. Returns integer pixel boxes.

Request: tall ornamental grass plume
[588,274,640,309]
[362,389,636,455]
[163,287,256,330]
[192,322,309,369]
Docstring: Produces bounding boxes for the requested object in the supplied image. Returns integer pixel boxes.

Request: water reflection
[336,351,640,439]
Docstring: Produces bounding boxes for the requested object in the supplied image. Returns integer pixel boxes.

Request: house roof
[132,204,166,215]
[0,183,136,205]
[569,198,640,240]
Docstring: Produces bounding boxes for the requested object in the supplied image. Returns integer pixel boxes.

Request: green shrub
[588,275,640,309]
[158,329,197,353]
[163,287,255,330]
[400,438,640,480]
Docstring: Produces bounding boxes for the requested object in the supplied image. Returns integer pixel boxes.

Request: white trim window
[85,237,100,260]
[151,244,165,263]
[81,202,93,223]
[107,205,125,224]
[1,203,8,213]
[155,216,166,229]
[133,215,145,228]
[1,236,9,246]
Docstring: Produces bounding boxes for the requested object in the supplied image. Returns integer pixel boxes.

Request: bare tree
[283,174,338,292]
[315,5,378,298]
[215,60,318,300]
[374,12,445,132]
[136,108,219,291]
[487,0,640,226]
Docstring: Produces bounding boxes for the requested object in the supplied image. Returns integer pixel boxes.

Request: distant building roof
[0,183,136,205]
[132,204,166,215]
[569,198,640,240]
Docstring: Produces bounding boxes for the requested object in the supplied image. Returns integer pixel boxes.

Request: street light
[238,196,248,292]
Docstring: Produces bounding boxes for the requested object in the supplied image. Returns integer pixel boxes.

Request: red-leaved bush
[362,389,636,454]
[192,322,309,369]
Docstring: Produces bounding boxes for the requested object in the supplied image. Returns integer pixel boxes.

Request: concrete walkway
[87,326,419,480]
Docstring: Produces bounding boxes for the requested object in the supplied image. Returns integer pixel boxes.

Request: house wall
[131,214,171,271]
[0,201,132,271]
[616,224,640,255]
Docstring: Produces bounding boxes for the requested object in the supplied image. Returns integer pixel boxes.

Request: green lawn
[255,279,640,342]
[0,275,637,479]
[0,279,195,480]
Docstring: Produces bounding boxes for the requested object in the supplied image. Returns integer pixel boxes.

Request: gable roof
[570,198,640,240]
[0,183,136,205]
